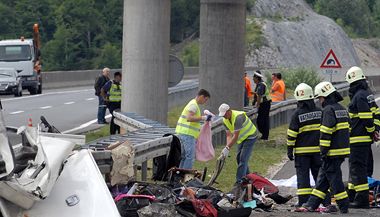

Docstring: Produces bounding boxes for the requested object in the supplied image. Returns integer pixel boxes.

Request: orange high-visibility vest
[244,77,253,97]
[271,80,285,102]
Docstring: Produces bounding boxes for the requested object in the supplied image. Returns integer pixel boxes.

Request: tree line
[1,0,377,71]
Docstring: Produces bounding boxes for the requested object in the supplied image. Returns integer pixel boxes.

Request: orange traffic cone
[28,118,33,127]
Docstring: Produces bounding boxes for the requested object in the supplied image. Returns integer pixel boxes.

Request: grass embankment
[85,105,288,192]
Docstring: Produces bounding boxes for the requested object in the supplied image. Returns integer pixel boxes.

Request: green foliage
[246,0,256,12]
[181,41,200,67]
[170,0,200,43]
[246,17,265,50]
[93,43,122,69]
[282,68,323,90]
[313,0,380,38]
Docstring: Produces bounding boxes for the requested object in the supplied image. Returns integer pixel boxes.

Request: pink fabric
[114,194,156,202]
[196,121,215,162]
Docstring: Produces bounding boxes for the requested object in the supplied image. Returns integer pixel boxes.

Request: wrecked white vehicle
[0,104,119,217]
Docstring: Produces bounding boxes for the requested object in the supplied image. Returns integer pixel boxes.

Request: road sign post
[320,49,342,82]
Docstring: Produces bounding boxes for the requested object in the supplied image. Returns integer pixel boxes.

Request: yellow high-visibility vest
[175,99,201,138]
[223,110,256,144]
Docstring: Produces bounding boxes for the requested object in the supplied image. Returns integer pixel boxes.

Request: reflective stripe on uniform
[334,191,348,201]
[350,136,372,144]
[223,110,256,144]
[354,183,369,192]
[327,148,350,156]
[371,107,380,115]
[297,188,312,195]
[348,183,355,190]
[366,126,375,133]
[294,146,320,154]
[335,122,350,131]
[375,119,380,127]
[287,139,295,147]
[312,189,326,199]
[109,83,122,102]
[175,99,201,138]
[320,125,333,134]
[299,124,320,133]
[349,112,373,119]
[320,139,331,147]
[287,129,298,138]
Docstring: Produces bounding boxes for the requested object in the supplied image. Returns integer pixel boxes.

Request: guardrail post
[141,161,148,181]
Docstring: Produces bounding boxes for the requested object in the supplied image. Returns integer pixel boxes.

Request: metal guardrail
[86,82,351,181]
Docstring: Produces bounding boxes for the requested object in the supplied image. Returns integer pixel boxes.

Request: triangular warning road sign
[320,49,342,69]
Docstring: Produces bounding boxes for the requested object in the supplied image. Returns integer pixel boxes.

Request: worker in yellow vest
[218,103,258,183]
[175,89,211,169]
[101,72,122,135]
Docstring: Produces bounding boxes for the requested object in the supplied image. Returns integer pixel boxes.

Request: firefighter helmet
[346,66,366,84]
[294,83,314,101]
[314,81,336,98]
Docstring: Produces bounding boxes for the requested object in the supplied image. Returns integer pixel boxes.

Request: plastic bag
[196,121,214,162]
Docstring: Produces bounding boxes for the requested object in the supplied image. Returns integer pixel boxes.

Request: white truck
[0,24,42,95]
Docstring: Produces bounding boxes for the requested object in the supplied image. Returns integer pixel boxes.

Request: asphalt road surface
[1,87,101,133]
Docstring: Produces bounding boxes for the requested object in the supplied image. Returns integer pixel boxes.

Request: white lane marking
[62,114,112,134]
[40,106,52,109]
[9,111,24,115]
[1,88,93,102]
[64,101,75,105]
[86,98,95,101]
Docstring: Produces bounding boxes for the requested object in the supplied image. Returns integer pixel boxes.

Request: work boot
[297,195,309,207]
[337,198,349,214]
[321,205,338,213]
[349,191,369,209]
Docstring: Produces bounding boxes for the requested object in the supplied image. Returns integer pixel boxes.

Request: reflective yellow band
[312,189,326,199]
[370,107,380,115]
[334,191,348,201]
[327,148,350,156]
[287,129,298,138]
[294,146,320,154]
[297,188,313,195]
[320,139,331,147]
[350,136,372,144]
[366,126,375,133]
[320,125,333,134]
[299,124,320,133]
[375,119,380,127]
[287,139,295,147]
[350,112,373,119]
[348,183,355,190]
[335,122,350,131]
[354,183,369,192]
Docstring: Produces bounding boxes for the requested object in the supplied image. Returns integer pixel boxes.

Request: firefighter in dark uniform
[287,83,323,207]
[345,66,380,208]
[299,81,350,214]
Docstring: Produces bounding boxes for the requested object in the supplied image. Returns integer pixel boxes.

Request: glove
[206,114,212,122]
[287,148,294,161]
[373,131,380,142]
[221,147,230,157]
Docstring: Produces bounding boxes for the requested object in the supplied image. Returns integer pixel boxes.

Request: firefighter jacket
[348,82,380,146]
[319,95,350,158]
[287,101,322,155]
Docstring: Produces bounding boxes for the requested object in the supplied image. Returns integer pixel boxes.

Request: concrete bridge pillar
[199,0,246,112]
[122,0,171,124]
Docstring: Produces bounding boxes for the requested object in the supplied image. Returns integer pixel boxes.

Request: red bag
[245,173,279,194]
[196,122,215,162]
[191,199,218,217]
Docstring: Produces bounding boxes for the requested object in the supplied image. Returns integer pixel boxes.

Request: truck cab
[0,24,42,95]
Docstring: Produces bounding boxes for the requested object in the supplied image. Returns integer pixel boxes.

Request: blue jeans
[178,134,196,169]
[97,96,107,123]
[236,138,256,183]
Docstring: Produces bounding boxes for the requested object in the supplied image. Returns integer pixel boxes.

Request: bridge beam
[199,0,246,112]
[122,0,171,124]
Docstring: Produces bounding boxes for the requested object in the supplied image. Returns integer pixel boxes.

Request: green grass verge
[168,104,186,128]
[85,125,110,143]
[194,125,288,192]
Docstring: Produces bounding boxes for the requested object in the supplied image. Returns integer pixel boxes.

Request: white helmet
[314,81,336,98]
[346,66,366,84]
[294,83,314,101]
